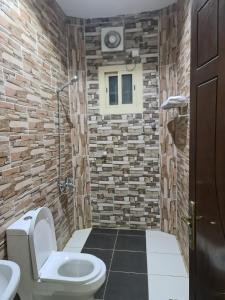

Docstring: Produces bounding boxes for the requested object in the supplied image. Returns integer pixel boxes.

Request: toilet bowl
[6,207,106,300]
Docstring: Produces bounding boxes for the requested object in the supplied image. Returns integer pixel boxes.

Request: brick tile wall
[0,0,91,258]
[85,12,161,229]
[159,1,190,268]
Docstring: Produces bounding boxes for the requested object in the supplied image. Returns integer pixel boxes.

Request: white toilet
[6,207,106,300]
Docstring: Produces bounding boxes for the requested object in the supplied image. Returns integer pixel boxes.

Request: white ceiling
[56,0,176,18]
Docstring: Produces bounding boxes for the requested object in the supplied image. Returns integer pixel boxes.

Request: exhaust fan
[101,27,124,52]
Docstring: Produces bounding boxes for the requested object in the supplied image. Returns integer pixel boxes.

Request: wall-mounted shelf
[178,114,189,117]
[161,96,188,110]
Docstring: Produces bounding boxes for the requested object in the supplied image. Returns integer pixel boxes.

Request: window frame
[99,64,143,115]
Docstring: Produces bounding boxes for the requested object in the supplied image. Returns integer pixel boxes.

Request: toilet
[6,207,106,300]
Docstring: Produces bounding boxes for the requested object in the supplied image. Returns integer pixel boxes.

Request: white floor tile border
[146,230,189,300]
[64,227,92,250]
[63,246,83,253]
[147,252,188,277]
[148,275,189,300]
[146,230,181,254]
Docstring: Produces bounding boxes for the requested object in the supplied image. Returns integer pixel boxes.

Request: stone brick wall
[176,0,191,268]
[159,1,191,268]
[85,12,161,229]
[0,0,190,263]
[159,4,178,234]
[67,19,92,229]
[0,0,90,259]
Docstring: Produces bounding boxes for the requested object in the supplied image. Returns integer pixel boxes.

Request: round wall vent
[104,31,121,49]
[101,27,124,52]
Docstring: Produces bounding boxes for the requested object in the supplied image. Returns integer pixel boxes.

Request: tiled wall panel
[159,1,190,268]
[85,12,161,229]
[0,0,71,258]
[0,0,190,265]
[0,0,91,259]
[67,20,92,229]
[176,0,191,268]
[159,4,178,234]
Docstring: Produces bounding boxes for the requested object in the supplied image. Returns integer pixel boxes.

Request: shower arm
[57,75,78,93]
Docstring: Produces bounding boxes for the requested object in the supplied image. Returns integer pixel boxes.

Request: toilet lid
[29,207,57,280]
[39,251,105,285]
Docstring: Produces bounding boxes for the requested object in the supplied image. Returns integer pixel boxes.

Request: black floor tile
[111,251,147,273]
[84,233,116,250]
[92,228,118,235]
[118,229,146,236]
[104,272,148,300]
[115,235,146,252]
[82,248,113,270]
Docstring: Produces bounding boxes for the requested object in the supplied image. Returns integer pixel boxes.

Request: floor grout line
[83,247,114,251]
[110,270,148,275]
[92,233,145,237]
[118,235,146,237]
[113,249,147,253]
[148,273,189,278]
[83,247,146,253]
[102,229,119,300]
[91,233,118,236]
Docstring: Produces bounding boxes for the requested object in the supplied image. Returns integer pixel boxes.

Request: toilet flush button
[24,216,33,221]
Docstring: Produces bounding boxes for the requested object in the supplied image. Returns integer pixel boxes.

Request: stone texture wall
[0,0,190,264]
[176,0,191,268]
[159,4,178,234]
[86,12,161,229]
[0,0,90,259]
[67,19,92,229]
[159,0,191,268]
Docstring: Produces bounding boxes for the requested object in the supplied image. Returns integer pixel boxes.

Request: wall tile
[159,1,190,268]
[85,12,160,229]
[0,0,91,259]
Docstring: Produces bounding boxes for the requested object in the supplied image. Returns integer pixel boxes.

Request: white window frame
[99,64,143,115]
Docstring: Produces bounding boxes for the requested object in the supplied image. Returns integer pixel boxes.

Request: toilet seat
[39,251,102,284]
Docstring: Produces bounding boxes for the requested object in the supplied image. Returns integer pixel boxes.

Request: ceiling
[56,0,176,18]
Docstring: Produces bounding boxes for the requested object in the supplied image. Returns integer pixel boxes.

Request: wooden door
[190,0,225,299]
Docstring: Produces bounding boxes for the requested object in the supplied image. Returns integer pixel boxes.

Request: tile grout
[92,234,145,237]
[148,273,189,278]
[110,270,148,275]
[102,229,119,300]
[83,247,146,253]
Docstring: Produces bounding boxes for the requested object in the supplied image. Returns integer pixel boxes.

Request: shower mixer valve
[58,177,74,193]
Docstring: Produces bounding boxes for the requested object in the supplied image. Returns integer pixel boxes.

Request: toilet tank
[7,207,57,280]
[7,210,38,297]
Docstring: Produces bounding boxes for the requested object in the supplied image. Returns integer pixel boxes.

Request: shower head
[70,75,78,83]
[57,74,79,93]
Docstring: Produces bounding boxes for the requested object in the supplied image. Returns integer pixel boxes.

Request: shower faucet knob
[58,177,74,193]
